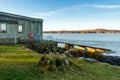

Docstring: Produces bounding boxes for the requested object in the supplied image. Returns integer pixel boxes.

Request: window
[18,25,23,33]
[0,23,7,33]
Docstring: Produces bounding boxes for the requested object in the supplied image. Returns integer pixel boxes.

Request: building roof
[0,19,18,24]
[0,11,43,22]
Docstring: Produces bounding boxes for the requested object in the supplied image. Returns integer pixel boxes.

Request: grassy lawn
[0,45,120,80]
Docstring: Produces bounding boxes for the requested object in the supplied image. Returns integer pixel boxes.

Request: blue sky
[0,0,120,31]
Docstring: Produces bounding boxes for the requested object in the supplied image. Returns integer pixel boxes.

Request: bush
[37,54,81,74]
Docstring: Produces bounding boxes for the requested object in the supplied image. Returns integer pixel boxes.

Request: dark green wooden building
[0,11,43,44]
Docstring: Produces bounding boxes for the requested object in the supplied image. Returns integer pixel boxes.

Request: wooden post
[55,42,58,47]
[65,43,74,50]
[84,47,88,52]
[94,48,97,53]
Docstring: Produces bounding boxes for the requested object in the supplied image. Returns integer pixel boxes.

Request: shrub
[37,54,81,74]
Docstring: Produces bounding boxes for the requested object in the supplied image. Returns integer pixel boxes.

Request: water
[43,33,120,56]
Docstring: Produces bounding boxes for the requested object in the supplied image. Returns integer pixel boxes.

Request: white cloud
[33,5,80,18]
[34,11,57,18]
[33,4,120,18]
[73,4,120,9]
[86,4,120,9]
[101,11,120,15]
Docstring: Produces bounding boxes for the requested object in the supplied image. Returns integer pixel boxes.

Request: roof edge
[0,11,43,22]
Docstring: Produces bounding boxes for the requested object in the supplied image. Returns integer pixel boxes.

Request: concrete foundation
[0,38,18,44]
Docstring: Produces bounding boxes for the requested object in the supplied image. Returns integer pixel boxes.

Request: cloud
[85,4,120,9]
[34,11,57,17]
[72,4,120,9]
[34,7,73,18]
[34,4,120,18]
[101,11,120,15]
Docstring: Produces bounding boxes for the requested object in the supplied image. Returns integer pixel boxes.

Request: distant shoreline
[44,29,120,33]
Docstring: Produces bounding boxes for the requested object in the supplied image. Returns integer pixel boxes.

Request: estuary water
[43,33,120,57]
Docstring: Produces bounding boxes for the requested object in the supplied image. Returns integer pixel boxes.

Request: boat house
[0,11,43,44]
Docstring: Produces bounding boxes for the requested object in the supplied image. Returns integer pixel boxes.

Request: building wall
[0,16,43,44]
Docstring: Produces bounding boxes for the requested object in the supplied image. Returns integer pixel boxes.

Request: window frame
[0,23,7,33]
[18,25,23,33]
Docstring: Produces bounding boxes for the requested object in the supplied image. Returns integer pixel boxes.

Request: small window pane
[18,25,23,32]
[0,24,7,33]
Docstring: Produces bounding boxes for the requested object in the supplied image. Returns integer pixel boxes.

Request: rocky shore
[96,54,120,66]
[28,41,120,66]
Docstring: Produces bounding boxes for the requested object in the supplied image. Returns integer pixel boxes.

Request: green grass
[0,45,120,80]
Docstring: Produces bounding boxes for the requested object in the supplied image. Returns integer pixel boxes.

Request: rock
[84,58,98,62]
[78,57,84,60]
[68,49,80,58]
[64,51,74,58]
[29,41,67,54]
[97,54,120,66]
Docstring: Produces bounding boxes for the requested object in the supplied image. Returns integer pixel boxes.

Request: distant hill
[44,29,120,33]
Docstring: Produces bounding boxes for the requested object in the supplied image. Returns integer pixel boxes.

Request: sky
[0,0,120,31]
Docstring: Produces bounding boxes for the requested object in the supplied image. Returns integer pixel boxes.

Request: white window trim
[18,25,23,33]
[0,23,7,33]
